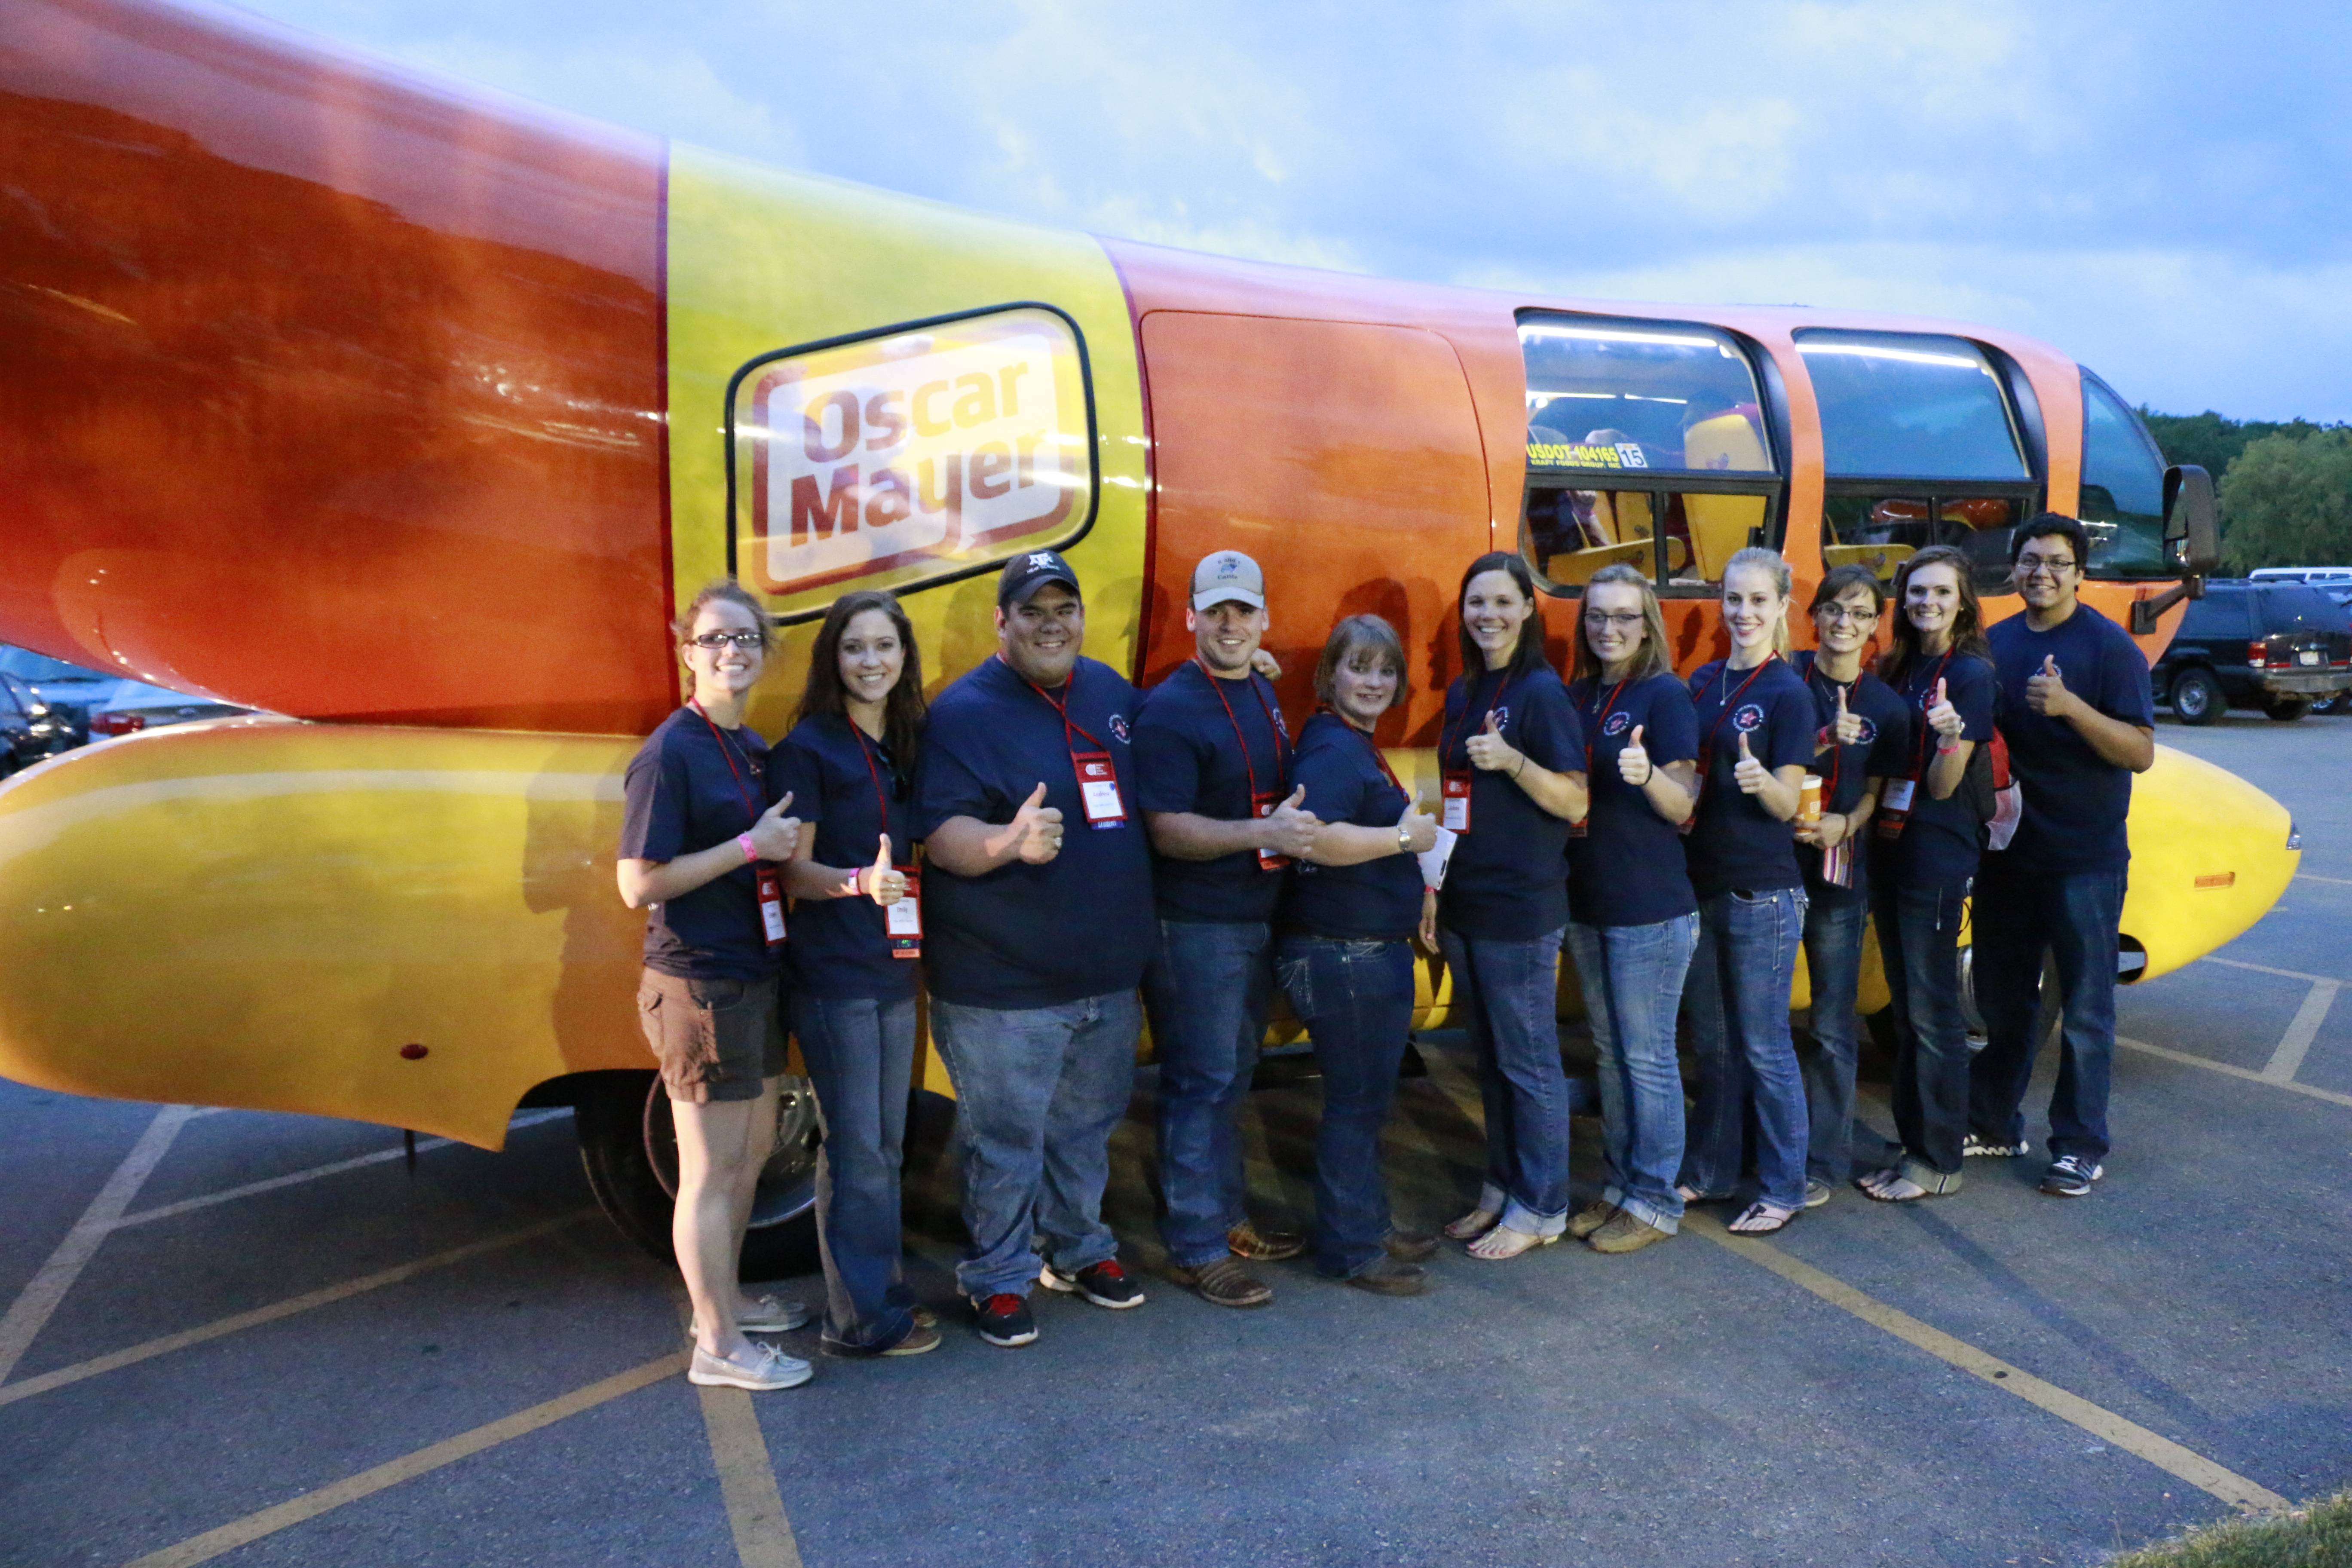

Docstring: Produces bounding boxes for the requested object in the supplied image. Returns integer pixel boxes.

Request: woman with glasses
[1791,566,1911,1209]
[1677,547,1817,1235]
[1858,545,1997,1201]
[617,579,814,1392]
[1434,553,1589,1260]
[1279,615,1442,1295]
[1560,564,1701,1256]
[776,589,940,1357]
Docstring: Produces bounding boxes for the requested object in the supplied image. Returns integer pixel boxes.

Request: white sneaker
[689,1342,812,1391]
[1961,1134,2030,1158]
[736,1292,813,1332]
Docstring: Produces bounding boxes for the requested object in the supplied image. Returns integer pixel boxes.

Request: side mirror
[2162,464,2219,576]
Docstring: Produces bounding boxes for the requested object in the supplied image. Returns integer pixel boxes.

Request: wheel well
[513,1068,652,1112]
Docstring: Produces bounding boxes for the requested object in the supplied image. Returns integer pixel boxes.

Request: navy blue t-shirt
[1282,711,1423,941]
[910,654,1156,1008]
[1133,661,1292,925]
[1794,653,1912,905]
[1565,671,1699,929]
[619,707,784,983]
[1984,605,2154,876]
[775,714,919,1001]
[1436,664,1585,941]
[1684,656,1815,898]
[1874,651,1995,892]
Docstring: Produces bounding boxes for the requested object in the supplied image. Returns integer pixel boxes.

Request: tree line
[2140,409,2351,574]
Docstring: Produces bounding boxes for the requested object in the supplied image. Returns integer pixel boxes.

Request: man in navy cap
[913,550,1157,1347]
[1135,549,1319,1307]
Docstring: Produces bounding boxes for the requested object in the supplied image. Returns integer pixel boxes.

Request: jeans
[928,990,1141,1299]
[1275,934,1417,1278]
[1970,864,2127,1161]
[1565,916,1699,1233]
[1868,878,1971,1185]
[1439,925,1571,1235]
[1141,919,1274,1269]
[1796,895,1868,1188]
[790,992,919,1352]
[1680,888,1810,1211]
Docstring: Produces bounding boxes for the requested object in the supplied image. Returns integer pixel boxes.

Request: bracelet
[848,867,866,897]
[1511,754,1526,779]
[1936,737,1962,754]
[736,832,758,864]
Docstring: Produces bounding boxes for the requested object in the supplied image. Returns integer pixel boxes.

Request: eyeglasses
[1816,605,1880,625]
[1583,611,1643,629]
[687,631,766,650]
[2016,554,2077,576]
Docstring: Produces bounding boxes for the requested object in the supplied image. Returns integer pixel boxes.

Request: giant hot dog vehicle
[0,0,2298,1255]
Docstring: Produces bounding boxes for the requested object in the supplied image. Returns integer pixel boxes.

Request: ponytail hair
[1721,546,1794,657]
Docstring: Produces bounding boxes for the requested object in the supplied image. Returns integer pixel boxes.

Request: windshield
[1797,330,2027,481]
[2078,371,2172,577]
[0,646,106,683]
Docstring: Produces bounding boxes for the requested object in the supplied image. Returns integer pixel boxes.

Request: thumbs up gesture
[1464,709,1517,773]
[1833,684,1863,745]
[1012,782,1064,864]
[1396,797,1438,855]
[1262,784,1322,859]
[1732,731,1771,795]
[862,833,907,905]
[2026,653,2074,717]
[748,791,801,861]
[1617,723,1653,787]
[1926,675,1964,741]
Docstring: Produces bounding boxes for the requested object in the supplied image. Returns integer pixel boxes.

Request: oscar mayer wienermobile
[0,0,2298,1253]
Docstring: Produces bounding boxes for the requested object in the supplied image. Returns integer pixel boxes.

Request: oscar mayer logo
[742,308,1088,599]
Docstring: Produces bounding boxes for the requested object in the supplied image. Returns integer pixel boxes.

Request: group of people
[617,511,2156,1393]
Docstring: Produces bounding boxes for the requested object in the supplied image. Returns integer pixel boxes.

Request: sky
[235,0,2352,423]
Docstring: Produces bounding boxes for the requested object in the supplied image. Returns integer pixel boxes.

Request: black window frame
[2076,369,2176,582]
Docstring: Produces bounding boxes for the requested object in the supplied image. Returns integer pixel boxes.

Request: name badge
[886,867,922,959]
[1568,815,1589,840]
[1253,792,1290,870]
[755,865,787,950]
[1075,752,1127,828]
[1442,772,1473,833]
[1875,776,1916,841]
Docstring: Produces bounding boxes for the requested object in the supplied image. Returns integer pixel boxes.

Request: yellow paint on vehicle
[2119,743,2298,983]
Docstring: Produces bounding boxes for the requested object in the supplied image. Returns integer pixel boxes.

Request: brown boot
[1587,1211,1672,1255]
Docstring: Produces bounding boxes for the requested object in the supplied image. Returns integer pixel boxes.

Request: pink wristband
[737,832,758,863]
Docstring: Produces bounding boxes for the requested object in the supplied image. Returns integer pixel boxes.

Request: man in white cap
[1133,549,1320,1307]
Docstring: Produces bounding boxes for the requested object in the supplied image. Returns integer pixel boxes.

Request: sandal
[1677,1184,1735,1206]
[1727,1201,1798,1235]
[1856,1168,1931,1203]
[1443,1207,1501,1241]
[1466,1223,1561,1261]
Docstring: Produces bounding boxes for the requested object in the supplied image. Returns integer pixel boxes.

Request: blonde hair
[1571,564,1669,684]
[1721,546,1793,657]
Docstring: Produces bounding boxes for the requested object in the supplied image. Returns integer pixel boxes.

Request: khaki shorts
[636,969,787,1103]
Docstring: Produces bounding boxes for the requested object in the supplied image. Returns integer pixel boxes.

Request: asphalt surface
[1,709,2346,1568]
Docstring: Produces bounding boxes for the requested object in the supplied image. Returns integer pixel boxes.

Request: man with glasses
[1970,514,2155,1197]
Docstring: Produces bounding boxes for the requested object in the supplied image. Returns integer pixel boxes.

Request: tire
[575,1069,822,1275]
[2169,666,2224,725]
[2312,692,2345,716]
[1957,945,2062,1052]
[2263,696,2312,723]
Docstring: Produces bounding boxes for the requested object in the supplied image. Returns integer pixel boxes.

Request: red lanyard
[1192,658,1287,801]
[1905,651,1956,779]
[689,700,765,834]
[1440,670,1514,766]
[1703,655,1777,757]
[1580,678,1629,776]
[1320,706,1406,798]
[849,723,899,855]
[1005,655,1118,779]
[1802,659,1846,802]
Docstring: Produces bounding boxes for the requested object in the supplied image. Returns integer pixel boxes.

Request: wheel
[2169,666,2224,725]
[575,1069,822,1274]
[2263,696,2312,723]
[1957,945,2061,1051]
[2313,692,2346,716]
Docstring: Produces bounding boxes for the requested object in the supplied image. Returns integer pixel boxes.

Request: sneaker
[1567,1200,1620,1240]
[1038,1258,1145,1310]
[1227,1220,1306,1262]
[881,1321,943,1357]
[1803,1179,1833,1210]
[1167,1255,1273,1308]
[911,1305,938,1330]
[736,1292,814,1332]
[1343,1256,1428,1296]
[2039,1155,2104,1197]
[1587,1211,1672,1255]
[689,1342,812,1390]
[1962,1133,2031,1158]
[971,1293,1036,1347]
[1383,1228,1440,1263]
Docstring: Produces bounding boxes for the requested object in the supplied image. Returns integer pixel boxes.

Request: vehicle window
[2078,372,2171,578]
[2181,588,2253,640]
[1516,313,1779,594]
[0,646,101,683]
[2266,586,2345,633]
[1798,330,2028,481]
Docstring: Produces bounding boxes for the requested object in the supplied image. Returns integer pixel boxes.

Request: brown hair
[1878,544,1991,686]
[1808,563,1889,616]
[1571,563,1670,685]
[796,590,928,761]
[1313,614,1409,710]
[673,578,773,656]
[1455,551,1547,681]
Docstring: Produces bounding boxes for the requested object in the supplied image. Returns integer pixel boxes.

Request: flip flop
[1727,1201,1798,1235]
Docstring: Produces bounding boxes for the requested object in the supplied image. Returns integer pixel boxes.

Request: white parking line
[2119,1036,2352,1110]
[0,1105,193,1385]
[2263,982,2340,1084]
[2295,873,2352,887]
[110,1110,573,1231]
[2202,956,2345,986]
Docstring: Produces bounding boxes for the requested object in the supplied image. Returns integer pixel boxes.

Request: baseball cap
[1190,549,1265,612]
[998,549,1081,609]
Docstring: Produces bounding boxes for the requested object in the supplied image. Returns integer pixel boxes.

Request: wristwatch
[1397,824,1413,854]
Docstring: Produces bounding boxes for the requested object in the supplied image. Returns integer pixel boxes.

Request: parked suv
[0,673,70,775]
[2153,580,2352,724]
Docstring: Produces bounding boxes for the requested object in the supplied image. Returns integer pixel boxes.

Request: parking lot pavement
[0,712,2345,1568]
